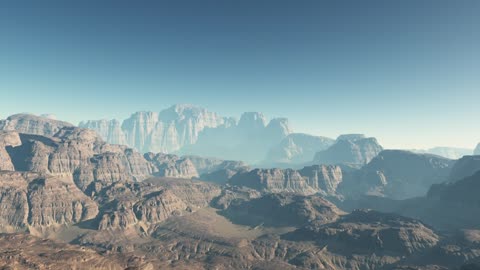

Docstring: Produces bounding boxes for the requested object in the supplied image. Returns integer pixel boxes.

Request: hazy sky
[1,0,479,149]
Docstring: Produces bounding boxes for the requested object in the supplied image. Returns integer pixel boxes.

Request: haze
[1,0,479,149]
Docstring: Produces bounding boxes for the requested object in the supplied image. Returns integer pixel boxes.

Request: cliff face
[80,106,293,164]
[0,172,98,230]
[0,114,73,137]
[80,105,228,153]
[229,165,343,196]
[313,134,383,167]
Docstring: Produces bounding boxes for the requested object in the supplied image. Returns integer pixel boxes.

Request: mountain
[80,104,229,153]
[81,105,293,163]
[475,143,480,155]
[339,150,454,199]
[0,113,73,137]
[229,164,343,196]
[179,112,292,163]
[312,134,383,167]
[449,155,480,182]
[411,147,472,159]
[263,133,335,166]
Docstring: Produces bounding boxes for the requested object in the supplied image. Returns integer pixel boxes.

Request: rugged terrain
[0,114,480,269]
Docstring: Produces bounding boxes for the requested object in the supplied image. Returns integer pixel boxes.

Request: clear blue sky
[1,0,479,149]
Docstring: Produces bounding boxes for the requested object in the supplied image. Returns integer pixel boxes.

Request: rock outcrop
[0,171,98,230]
[287,209,439,255]
[339,150,454,199]
[229,165,343,196]
[264,133,335,166]
[0,114,73,137]
[222,193,344,227]
[313,134,383,167]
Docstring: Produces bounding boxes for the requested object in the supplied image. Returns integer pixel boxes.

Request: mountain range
[1,109,480,269]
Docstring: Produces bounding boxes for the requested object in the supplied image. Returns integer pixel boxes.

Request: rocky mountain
[339,150,454,199]
[312,134,383,167]
[0,113,73,137]
[80,105,293,163]
[412,147,473,159]
[449,155,480,182]
[229,164,343,196]
[263,133,335,166]
[475,144,480,155]
[80,104,230,153]
[179,112,292,163]
[286,209,439,255]
[221,193,344,227]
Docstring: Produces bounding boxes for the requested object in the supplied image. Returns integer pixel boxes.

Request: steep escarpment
[80,104,230,153]
[0,172,98,230]
[82,106,293,164]
[449,155,480,182]
[229,165,343,196]
[0,114,73,137]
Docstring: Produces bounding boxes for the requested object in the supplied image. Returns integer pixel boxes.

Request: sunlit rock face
[0,113,74,137]
[81,105,228,154]
[80,105,293,164]
[229,164,343,196]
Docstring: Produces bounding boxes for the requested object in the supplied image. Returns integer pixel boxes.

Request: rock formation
[449,155,480,182]
[0,113,73,137]
[287,209,439,255]
[313,134,383,167]
[264,133,335,166]
[229,164,343,196]
[339,150,454,199]
[81,106,293,163]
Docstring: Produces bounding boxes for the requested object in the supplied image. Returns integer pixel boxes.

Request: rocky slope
[229,164,343,196]
[287,209,439,255]
[339,150,454,199]
[221,193,344,227]
[0,114,74,137]
[449,155,480,182]
[0,233,127,269]
[264,133,335,166]
[313,134,383,167]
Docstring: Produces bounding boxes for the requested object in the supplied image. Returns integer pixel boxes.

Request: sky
[1,0,479,149]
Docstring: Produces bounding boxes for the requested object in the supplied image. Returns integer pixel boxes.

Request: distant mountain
[312,134,383,167]
[80,104,230,153]
[263,133,335,166]
[81,105,292,164]
[449,155,480,182]
[411,147,472,159]
[475,143,480,155]
[339,150,455,199]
